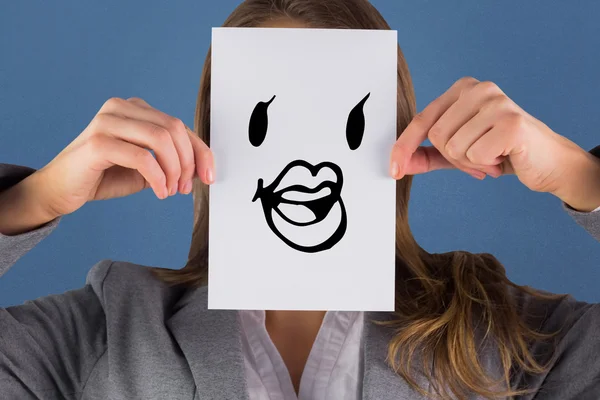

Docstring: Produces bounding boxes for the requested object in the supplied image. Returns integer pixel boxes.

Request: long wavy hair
[153,1,567,398]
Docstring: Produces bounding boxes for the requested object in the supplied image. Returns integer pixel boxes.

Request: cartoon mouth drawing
[252,160,347,253]
[248,92,370,253]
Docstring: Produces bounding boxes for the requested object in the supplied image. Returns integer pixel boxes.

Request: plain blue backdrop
[1,1,599,307]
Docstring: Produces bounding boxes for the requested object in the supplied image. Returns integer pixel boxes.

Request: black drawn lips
[254,161,341,225]
[252,159,347,253]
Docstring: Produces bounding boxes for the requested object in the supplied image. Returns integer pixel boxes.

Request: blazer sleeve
[0,163,61,276]
[0,163,109,399]
[563,145,600,242]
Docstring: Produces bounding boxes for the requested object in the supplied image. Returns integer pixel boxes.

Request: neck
[265,310,327,393]
[265,310,326,332]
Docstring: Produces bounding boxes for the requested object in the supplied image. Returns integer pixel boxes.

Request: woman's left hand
[391,77,600,212]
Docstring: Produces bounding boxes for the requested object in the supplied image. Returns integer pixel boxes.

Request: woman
[1,0,599,399]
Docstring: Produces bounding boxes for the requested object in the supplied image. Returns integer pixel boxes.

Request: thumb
[393,146,455,178]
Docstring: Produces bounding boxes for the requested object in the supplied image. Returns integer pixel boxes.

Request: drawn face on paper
[209,27,397,310]
[250,93,371,253]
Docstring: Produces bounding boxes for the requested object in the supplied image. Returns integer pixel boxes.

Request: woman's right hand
[1,97,214,232]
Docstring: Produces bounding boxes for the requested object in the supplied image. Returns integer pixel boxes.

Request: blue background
[1,1,599,306]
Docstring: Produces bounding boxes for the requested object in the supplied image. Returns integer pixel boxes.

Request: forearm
[0,172,57,236]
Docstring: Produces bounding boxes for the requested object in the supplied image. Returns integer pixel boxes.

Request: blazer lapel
[166,286,249,400]
[362,312,431,400]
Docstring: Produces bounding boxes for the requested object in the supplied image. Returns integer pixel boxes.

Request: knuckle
[466,148,482,164]
[179,146,196,168]
[482,94,510,113]
[134,149,154,169]
[89,113,109,132]
[391,140,407,158]
[408,112,430,135]
[412,111,428,125]
[457,78,479,98]
[180,163,195,178]
[476,81,501,96]
[102,97,125,110]
[457,76,478,86]
[171,161,182,177]
[392,139,404,152]
[427,125,444,144]
[503,113,527,131]
[167,117,186,134]
[413,110,426,120]
[85,135,107,154]
[445,140,459,159]
[180,144,195,162]
[200,146,213,161]
[180,162,195,180]
[150,124,172,144]
[456,76,479,91]
[199,147,214,165]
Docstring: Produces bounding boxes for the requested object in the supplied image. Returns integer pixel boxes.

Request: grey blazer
[1,162,600,400]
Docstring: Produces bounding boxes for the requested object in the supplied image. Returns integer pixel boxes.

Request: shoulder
[85,259,160,288]
[513,287,600,396]
[84,260,195,312]
[509,286,596,334]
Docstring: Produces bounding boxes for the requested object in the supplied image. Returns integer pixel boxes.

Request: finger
[465,114,528,171]
[124,98,195,194]
[391,77,479,178]
[402,146,487,179]
[402,146,455,175]
[85,135,168,199]
[445,96,515,177]
[91,113,181,195]
[93,167,151,201]
[394,136,487,179]
[430,83,506,162]
[445,110,493,161]
[187,125,215,185]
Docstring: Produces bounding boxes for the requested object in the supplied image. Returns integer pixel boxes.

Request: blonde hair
[153,1,567,398]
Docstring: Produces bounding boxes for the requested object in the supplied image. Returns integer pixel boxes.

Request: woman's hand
[0,97,214,235]
[390,77,600,212]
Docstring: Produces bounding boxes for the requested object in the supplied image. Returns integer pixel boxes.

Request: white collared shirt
[240,310,365,400]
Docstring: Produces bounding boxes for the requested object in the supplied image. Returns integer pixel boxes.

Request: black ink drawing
[252,160,347,253]
[250,93,370,253]
[248,95,276,147]
[346,93,370,151]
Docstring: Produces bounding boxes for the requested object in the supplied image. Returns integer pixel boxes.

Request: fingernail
[471,172,486,180]
[465,168,486,180]
[169,185,177,196]
[206,168,214,184]
[183,180,193,194]
[488,170,501,178]
[390,162,399,179]
[161,187,169,199]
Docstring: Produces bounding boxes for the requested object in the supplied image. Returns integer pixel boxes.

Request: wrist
[554,150,600,212]
[0,171,60,235]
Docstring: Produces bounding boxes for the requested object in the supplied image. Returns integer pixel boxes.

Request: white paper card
[209,27,397,311]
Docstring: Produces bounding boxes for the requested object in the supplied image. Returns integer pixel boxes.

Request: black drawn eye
[345,93,370,151]
[249,95,276,147]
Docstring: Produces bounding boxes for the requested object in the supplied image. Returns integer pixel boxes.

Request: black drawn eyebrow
[346,93,370,151]
[248,95,276,147]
